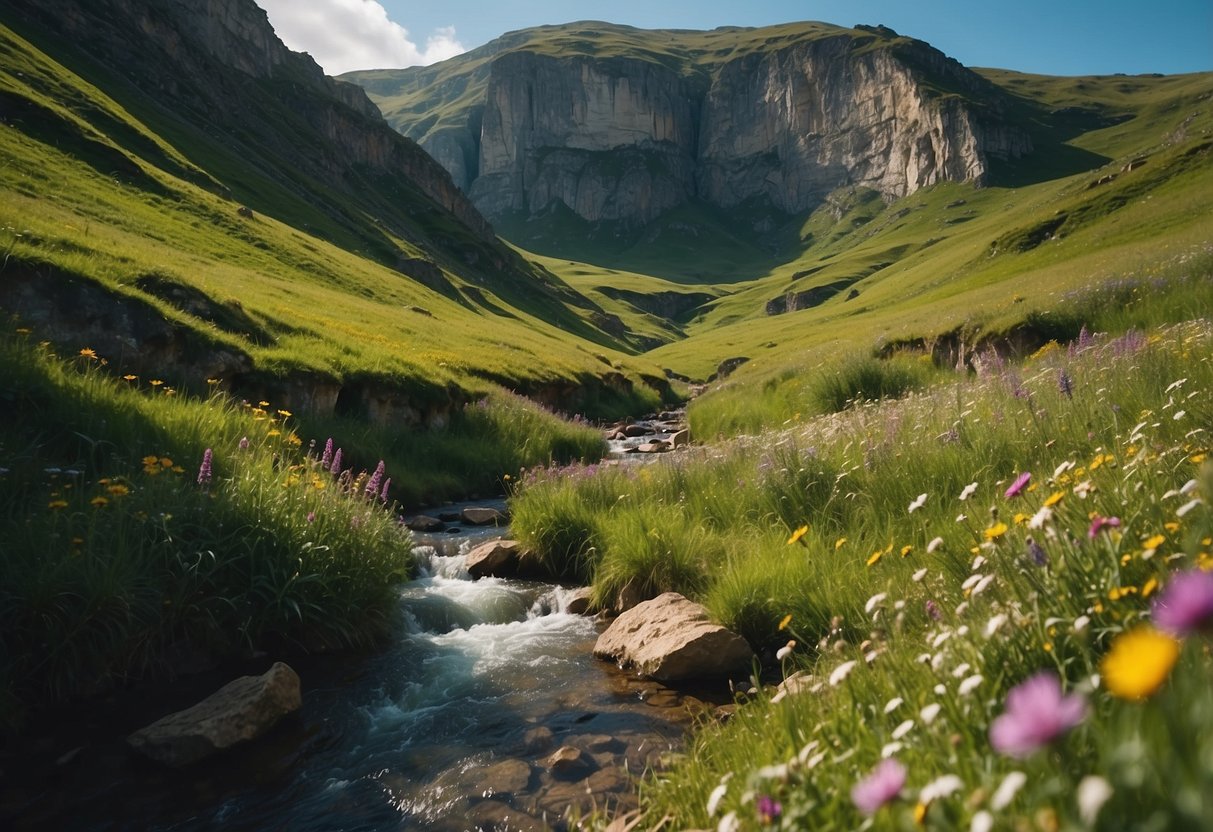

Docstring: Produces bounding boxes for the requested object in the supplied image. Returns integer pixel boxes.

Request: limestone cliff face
[360,23,1030,228]
[471,51,701,225]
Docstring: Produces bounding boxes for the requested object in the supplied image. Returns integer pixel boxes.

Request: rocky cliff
[349,22,1030,229]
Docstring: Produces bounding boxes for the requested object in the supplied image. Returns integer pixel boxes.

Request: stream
[3,486,725,831]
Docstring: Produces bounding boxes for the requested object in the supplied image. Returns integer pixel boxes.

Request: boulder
[668,429,690,449]
[462,506,507,526]
[622,424,651,438]
[403,514,444,532]
[480,758,533,796]
[562,587,594,615]
[544,745,595,780]
[437,511,462,523]
[635,441,670,454]
[127,662,301,767]
[594,593,753,682]
[465,539,522,578]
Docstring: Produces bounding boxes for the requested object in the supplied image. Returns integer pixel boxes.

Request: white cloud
[257,0,465,75]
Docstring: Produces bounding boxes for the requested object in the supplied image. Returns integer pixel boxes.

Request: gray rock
[622,424,651,437]
[634,441,670,454]
[668,429,690,448]
[465,539,522,578]
[462,506,507,526]
[404,514,444,532]
[522,725,554,754]
[562,587,594,615]
[594,593,754,681]
[480,758,533,797]
[544,745,595,780]
[127,662,301,767]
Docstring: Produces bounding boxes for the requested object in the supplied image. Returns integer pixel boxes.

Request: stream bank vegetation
[510,274,1213,829]
[0,326,604,733]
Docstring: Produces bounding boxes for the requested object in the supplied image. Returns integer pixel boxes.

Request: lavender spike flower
[329,448,343,476]
[380,477,391,504]
[366,460,385,499]
[321,437,333,468]
[197,448,213,487]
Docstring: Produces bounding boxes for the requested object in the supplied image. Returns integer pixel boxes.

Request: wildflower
[330,448,343,476]
[1043,490,1065,507]
[985,613,1008,638]
[107,483,130,496]
[366,460,386,499]
[919,774,963,803]
[756,795,781,825]
[989,672,1086,758]
[1026,536,1048,566]
[900,545,913,557]
[1005,472,1031,498]
[149,379,164,387]
[48,499,69,510]
[1028,506,1053,529]
[1142,533,1166,550]
[909,493,927,513]
[706,776,731,817]
[958,674,984,696]
[925,599,941,621]
[776,640,796,661]
[891,719,915,740]
[320,438,333,467]
[927,536,943,553]
[197,448,213,486]
[1077,776,1114,826]
[122,374,137,381]
[718,811,739,832]
[972,810,994,832]
[959,482,978,501]
[89,496,108,508]
[306,511,316,523]
[1058,369,1073,398]
[912,567,928,582]
[238,436,250,450]
[1152,569,1213,635]
[1102,625,1180,700]
[884,697,903,714]
[79,347,97,359]
[829,660,857,687]
[835,536,847,549]
[787,524,808,545]
[1177,498,1202,518]
[1088,515,1121,539]
[851,758,906,815]
[919,703,942,724]
[984,522,1008,541]
[1073,479,1095,498]
[990,771,1027,810]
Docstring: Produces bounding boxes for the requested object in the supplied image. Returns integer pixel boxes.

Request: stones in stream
[594,593,754,682]
[461,506,508,526]
[403,514,444,532]
[126,662,301,767]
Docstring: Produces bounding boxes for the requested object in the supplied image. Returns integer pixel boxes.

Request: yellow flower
[984,522,1009,541]
[1142,534,1166,550]
[835,537,847,550]
[122,374,137,382]
[778,613,793,631]
[207,378,220,385]
[79,347,98,359]
[1102,625,1180,700]
[787,525,809,546]
[1013,512,1030,525]
[267,430,281,437]
[259,400,270,407]
[900,545,913,557]
[159,457,173,468]
[1164,522,1180,534]
[1142,577,1159,598]
[149,379,164,387]
[107,483,130,496]
[1043,490,1065,507]
[142,455,159,466]
[914,801,930,825]
[90,496,108,508]
[48,499,69,510]
[1089,453,1115,470]
[1192,453,1208,464]
[277,409,292,417]
[867,543,891,567]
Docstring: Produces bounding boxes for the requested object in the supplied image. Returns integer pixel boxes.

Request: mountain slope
[0,0,675,419]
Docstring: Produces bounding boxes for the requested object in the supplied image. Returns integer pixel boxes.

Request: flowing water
[3,512,722,832]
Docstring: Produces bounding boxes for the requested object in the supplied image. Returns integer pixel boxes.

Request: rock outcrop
[350,22,1030,230]
[593,592,754,681]
[126,662,302,766]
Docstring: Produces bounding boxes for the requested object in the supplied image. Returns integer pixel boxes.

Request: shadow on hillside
[984,97,1122,188]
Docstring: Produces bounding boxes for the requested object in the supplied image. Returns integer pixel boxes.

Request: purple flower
[366,460,385,499]
[851,758,906,815]
[321,437,333,468]
[1152,569,1213,635]
[306,511,316,524]
[329,448,343,476]
[989,672,1086,758]
[925,599,942,621]
[197,448,213,486]
[380,477,391,504]
[1005,472,1031,498]
[1026,536,1049,567]
[1058,369,1073,399]
[756,795,782,825]
[238,436,249,451]
[1087,515,1121,539]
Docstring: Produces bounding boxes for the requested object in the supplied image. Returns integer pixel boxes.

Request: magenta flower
[1152,569,1213,635]
[380,477,391,504]
[306,511,316,524]
[851,758,906,815]
[320,437,333,468]
[1004,472,1031,498]
[756,795,782,825]
[989,672,1086,758]
[197,448,213,486]
[238,436,250,451]
[925,599,942,621]
[329,448,343,476]
[366,460,386,499]
[1087,515,1121,539]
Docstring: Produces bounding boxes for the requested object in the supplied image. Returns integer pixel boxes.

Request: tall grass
[512,320,1213,828]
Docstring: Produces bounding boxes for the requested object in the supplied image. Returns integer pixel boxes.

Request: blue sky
[257,1,1212,77]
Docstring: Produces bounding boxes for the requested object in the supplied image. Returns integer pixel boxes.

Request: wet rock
[578,734,625,754]
[635,441,670,454]
[522,725,554,754]
[621,424,651,438]
[465,539,522,578]
[469,800,545,832]
[462,506,507,526]
[480,758,533,797]
[563,587,594,615]
[668,428,690,448]
[404,514,444,532]
[544,745,595,780]
[614,578,650,613]
[585,766,630,794]
[437,510,462,523]
[594,593,754,682]
[127,662,301,767]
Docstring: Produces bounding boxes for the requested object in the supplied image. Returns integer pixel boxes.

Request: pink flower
[1004,472,1031,498]
[851,758,906,815]
[1087,515,1121,539]
[1152,569,1213,635]
[989,672,1086,758]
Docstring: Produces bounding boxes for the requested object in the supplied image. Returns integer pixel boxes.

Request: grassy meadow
[0,326,604,732]
[511,307,1213,829]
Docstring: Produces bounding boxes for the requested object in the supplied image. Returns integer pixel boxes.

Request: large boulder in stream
[465,539,523,578]
[126,662,301,766]
[462,506,508,526]
[593,593,754,682]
